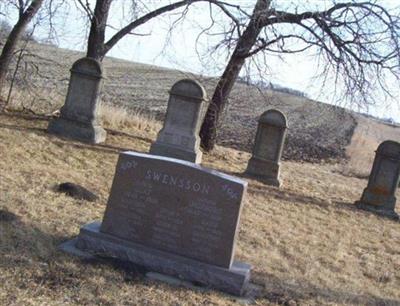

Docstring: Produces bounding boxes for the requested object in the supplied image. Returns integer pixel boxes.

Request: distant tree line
[268,83,309,98]
[360,112,398,126]
[237,76,309,99]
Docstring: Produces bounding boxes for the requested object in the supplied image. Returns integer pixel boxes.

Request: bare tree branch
[198,0,400,150]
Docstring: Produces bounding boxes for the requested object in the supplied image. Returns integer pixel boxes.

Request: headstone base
[245,157,281,187]
[60,222,251,296]
[355,201,399,220]
[48,116,106,143]
[150,142,202,163]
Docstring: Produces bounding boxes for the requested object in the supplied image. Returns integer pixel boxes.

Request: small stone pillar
[355,140,400,220]
[150,79,208,163]
[245,109,288,187]
[48,57,106,143]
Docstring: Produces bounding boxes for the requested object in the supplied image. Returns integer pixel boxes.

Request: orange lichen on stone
[370,186,390,196]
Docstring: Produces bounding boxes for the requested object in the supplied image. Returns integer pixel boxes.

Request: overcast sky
[4,0,400,121]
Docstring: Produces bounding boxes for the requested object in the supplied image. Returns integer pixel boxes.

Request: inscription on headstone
[355,140,400,220]
[102,152,244,267]
[61,152,251,296]
[150,79,208,164]
[48,57,106,143]
[246,109,288,187]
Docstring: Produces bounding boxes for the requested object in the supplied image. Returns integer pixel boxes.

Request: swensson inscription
[144,169,211,194]
[61,151,251,295]
[100,152,247,269]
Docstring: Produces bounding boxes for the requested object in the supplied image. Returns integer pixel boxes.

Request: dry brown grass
[5,42,359,161]
[341,134,377,179]
[98,102,161,138]
[342,115,400,179]
[4,84,64,114]
[8,41,400,165]
[1,113,399,306]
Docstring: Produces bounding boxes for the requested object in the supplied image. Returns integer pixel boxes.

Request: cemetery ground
[1,112,399,306]
[6,42,359,162]
[8,41,400,167]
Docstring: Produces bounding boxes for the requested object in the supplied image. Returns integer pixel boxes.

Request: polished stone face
[100,151,247,269]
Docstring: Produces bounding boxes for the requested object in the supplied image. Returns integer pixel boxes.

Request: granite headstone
[48,57,106,143]
[150,79,208,163]
[246,109,287,187]
[355,140,400,220]
[61,151,251,295]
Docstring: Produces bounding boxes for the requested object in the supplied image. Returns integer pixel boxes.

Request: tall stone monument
[61,151,251,296]
[246,109,288,187]
[150,79,208,164]
[48,57,106,143]
[355,140,400,220]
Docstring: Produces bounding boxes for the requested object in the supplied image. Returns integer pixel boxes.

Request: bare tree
[76,0,232,62]
[0,0,68,110]
[199,0,400,151]
[0,0,44,106]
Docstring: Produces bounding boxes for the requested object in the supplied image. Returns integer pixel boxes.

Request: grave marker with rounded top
[245,109,288,187]
[355,140,400,220]
[150,79,208,163]
[48,57,106,143]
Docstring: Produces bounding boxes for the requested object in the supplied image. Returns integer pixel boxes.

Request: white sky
[3,0,400,121]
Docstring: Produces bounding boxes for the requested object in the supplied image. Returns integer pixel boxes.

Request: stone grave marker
[355,140,400,220]
[150,79,208,163]
[48,57,106,143]
[61,151,251,296]
[246,109,287,187]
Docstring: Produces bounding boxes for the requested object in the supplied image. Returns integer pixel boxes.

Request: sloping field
[343,115,400,178]
[6,42,358,162]
[0,113,399,305]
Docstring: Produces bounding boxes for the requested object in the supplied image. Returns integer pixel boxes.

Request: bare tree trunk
[6,49,24,106]
[86,0,113,61]
[0,0,44,105]
[200,0,271,151]
[86,0,207,61]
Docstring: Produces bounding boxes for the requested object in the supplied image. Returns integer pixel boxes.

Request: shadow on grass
[227,170,358,212]
[0,122,47,134]
[0,121,149,156]
[246,177,400,222]
[1,112,153,143]
[105,128,152,144]
[253,271,400,306]
[1,212,399,305]
[0,214,147,293]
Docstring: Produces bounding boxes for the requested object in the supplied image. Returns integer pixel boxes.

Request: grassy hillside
[5,41,400,175]
[5,42,358,162]
[1,113,399,305]
[343,114,400,178]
